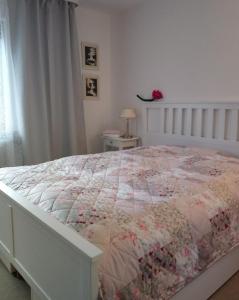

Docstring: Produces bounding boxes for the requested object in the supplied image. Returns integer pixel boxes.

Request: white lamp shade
[120,108,136,119]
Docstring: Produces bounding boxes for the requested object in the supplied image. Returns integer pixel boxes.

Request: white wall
[112,0,239,136]
[76,6,113,153]
[76,0,239,150]
[110,13,124,129]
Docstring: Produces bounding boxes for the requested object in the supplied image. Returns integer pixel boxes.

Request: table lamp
[120,108,136,138]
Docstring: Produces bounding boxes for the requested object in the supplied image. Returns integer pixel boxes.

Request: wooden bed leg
[3,261,12,273]
[0,257,14,274]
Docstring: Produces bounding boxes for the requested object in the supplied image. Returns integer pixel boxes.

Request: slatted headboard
[142,103,239,156]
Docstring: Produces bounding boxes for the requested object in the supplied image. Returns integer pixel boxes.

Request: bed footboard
[0,182,102,300]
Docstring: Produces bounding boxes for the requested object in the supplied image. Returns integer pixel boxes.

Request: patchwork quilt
[1,146,239,300]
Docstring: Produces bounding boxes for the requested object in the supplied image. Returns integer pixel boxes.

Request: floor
[0,261,30,300]
[209,272,239,300]
[0,260,239,300]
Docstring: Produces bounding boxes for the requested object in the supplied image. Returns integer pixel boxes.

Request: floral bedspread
[1,146,239,300]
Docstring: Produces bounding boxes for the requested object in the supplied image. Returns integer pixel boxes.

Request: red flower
[152,90,163,100]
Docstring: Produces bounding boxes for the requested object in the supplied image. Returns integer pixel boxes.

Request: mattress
[1,145,239,300]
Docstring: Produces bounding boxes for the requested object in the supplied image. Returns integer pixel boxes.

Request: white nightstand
[102,136,139,152]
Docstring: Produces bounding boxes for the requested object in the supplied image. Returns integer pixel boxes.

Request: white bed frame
[142,102,239,156]
[1,102,239,300]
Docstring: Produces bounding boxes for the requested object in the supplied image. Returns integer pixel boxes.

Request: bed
[1,102,239,300]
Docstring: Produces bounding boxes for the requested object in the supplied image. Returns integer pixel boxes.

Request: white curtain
[2,0,87,166]
[0,0,23,167]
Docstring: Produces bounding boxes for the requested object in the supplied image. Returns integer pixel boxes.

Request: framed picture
[83,74,99,100]
[81,42,99,70]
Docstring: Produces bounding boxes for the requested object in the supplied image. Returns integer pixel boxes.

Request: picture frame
[81,42,99,70]
[83,74,99,100]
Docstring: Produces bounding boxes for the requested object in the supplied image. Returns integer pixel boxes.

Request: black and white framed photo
[83,74,99,100]
[81,42,99,70]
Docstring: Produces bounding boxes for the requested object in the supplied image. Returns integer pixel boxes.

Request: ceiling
[78,0,144,12]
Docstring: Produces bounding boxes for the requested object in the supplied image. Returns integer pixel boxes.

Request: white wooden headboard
[142,103,239,156]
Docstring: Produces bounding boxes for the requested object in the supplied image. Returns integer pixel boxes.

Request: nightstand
[102,136,139,152]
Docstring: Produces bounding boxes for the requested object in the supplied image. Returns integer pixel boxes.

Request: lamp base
[121,118,134,139]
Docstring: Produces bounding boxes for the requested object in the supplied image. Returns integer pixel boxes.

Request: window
[0,23,5,135]
[0,21,11,138]
[0,3,22,167]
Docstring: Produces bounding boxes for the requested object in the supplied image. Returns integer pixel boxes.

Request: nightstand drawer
[102,136,139,152]
[104,138,119,148]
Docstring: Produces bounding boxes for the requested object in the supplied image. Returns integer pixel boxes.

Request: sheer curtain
[2,0,87,166]
[0,1,23,167]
